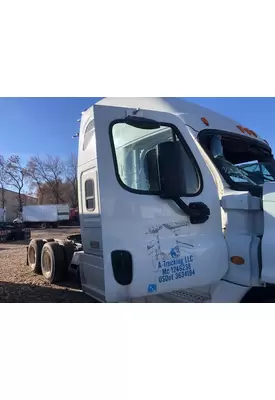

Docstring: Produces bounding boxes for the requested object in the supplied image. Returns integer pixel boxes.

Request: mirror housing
[157,141,186,199]
[145,141,210,223]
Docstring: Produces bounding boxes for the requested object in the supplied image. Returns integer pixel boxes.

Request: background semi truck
[26,97,275,303]
[15,204,70,229]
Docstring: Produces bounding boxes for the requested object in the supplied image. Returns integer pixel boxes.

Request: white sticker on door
[146,220,195,293]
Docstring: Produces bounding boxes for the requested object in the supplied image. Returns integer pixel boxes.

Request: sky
[1,97,275,164]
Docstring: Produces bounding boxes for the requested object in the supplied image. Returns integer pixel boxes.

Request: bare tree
[0,155,27,212]
[0,156,6,208]
[34,181,60,204]
[26,158,47,204]
[65,153,78,207]
[0,183,5,209]
[0,155,6,208]
[26,155,65,204]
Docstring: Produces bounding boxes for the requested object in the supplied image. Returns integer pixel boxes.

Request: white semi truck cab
[27,98,275,303]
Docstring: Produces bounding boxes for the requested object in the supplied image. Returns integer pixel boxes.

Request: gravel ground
[0,227,96,303]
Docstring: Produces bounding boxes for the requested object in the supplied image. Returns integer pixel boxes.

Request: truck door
[93,104,229,302]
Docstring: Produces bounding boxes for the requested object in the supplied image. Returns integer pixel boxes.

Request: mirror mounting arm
[172,198,210,225]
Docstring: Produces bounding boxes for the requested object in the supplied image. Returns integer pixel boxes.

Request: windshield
[216,158,259,185]
[202,133,275,191]
[238,162,275,184]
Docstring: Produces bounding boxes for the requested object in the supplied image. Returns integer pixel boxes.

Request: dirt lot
[0,227,96,303]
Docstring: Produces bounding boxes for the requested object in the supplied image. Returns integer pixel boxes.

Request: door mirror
[157,141,186,198]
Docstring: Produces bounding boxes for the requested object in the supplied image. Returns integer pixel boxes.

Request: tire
[41,222,47,229]
[13,229,24,241]
[27,239,44,274]
[23,228,31,241]
[0,234,8,243]
[60,240,75,266]
[41,242,67,284]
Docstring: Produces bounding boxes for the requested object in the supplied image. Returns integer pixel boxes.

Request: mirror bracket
[173,199,210,224]
[125,116,161,130]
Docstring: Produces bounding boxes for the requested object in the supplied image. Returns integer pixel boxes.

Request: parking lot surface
[0,227,95,303]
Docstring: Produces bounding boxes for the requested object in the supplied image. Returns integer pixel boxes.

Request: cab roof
[96,97,227,119]
[86,97,269,148]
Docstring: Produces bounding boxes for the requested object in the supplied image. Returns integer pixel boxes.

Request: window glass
[83,120,95,151]
[111,122,200,195]
[85,179,95,210]
[204,132,275,192]
[239,162,275,184]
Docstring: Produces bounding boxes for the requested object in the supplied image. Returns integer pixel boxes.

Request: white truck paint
[57,98,275,302]
[15,204,70,228]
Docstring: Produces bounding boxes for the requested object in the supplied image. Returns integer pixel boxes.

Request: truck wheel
[41,242,66,284]
[60,240,76,267]
[28,239,44,274]
[41,222,47,229]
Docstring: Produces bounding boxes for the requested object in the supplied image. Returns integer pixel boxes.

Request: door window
[110,122,200,195]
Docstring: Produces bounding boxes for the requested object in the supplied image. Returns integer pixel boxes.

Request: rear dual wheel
[61,240,75,267]
[41,240,75,284]
[27,239,44,273]
[28,239,75,284]
[41,242,67,283]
